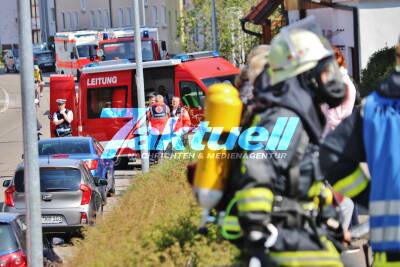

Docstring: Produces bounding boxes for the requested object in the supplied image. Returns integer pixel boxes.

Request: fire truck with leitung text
[49,52,239,168]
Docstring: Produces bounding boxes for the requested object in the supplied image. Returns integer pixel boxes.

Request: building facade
[0,0,42,50]
[39,0,57,42]
[54,0,183,54]
[242,0,400,81]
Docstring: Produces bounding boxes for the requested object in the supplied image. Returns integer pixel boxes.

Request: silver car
[2,158,106,238]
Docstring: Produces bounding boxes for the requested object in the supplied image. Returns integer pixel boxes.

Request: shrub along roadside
[66,159,239,267]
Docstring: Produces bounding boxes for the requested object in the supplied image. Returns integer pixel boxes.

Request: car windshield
[15,168,81,192]
[101,40,154,61]
[201,75,237,88]
[76,44,96,58]
[38,140,91,155]
[0,224,19,254]
[34,52,52,58]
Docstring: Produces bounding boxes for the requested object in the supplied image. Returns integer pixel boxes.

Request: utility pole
[211,0,218,51]
[17,0,43,266]
[133,0,149,173]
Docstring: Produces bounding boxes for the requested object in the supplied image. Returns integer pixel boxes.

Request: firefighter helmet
[269,28,333,86]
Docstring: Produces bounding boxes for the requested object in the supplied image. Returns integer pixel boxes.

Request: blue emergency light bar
[172,51,220,62]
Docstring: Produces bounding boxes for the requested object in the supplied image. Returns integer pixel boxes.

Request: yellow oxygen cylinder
[193,83,242,216]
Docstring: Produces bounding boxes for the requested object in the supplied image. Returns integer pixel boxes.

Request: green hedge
[66,159,240,267]
[360,46,396,96]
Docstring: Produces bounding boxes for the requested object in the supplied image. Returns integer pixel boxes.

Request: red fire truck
[97,28,165,62]
[50,52,239,166]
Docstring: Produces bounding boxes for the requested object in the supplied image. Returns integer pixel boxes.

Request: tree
[360,47,396,96]
[178,0,262,66]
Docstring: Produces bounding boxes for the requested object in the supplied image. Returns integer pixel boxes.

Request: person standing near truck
[171,96,191,147]
[53,99,73,137]
[148,95,170,162]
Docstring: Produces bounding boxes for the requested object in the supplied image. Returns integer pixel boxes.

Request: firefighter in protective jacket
[320,36,400,267]
[218,28,347,266]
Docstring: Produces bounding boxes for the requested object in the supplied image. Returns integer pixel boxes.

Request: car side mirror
[3,180,11,188]
[21,153,24,159]
[161,41,167,51]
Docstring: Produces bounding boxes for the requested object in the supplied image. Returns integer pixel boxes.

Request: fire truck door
[178,80,205,126]
[49,75,77,137]
[83,71,133,142]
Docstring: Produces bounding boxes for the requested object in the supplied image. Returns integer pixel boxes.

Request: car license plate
[42,216,63,224]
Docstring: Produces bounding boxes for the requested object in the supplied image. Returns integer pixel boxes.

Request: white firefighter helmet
[268,28,333,86]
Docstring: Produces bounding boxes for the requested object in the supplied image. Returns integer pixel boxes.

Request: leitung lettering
[87,76,118,86]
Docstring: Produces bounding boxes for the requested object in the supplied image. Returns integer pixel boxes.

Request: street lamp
[211,0,218,51]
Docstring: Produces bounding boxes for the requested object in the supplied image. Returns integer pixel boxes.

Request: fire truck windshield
[77,44,97,58]
[202,75,236,88]
[101,40,154,62]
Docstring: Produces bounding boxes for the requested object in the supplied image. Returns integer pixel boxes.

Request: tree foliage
[360,46,396,96]
[179,0,264,66]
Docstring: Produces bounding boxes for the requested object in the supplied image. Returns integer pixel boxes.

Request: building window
[151,6,158,26]
[62,12,66,30]
[80,0,87,12]
[90,10,96,28]
[98,9,103,28]
[144,0,148,7]
[74,12,79,30]
[51,8,56,22]
[118,8,124,27]
[69,12,74,30]
[161,5,167,27]
[103,10,110,28]
[124,7,132,26]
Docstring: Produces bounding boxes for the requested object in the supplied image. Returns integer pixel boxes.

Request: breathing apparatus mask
[300,56,346,108]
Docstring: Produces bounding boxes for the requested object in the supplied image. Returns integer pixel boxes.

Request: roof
[82,59,182,74]
[0,213,19,223]
[39,136,92,143]
[242,0,283,25]
[16,158,83,171]
[178,57,240,80]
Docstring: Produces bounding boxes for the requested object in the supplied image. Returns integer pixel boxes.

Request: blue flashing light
[143,30,149,38]
[172,54,190,62]
[212,51,219,57]
[103,33,109,40]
